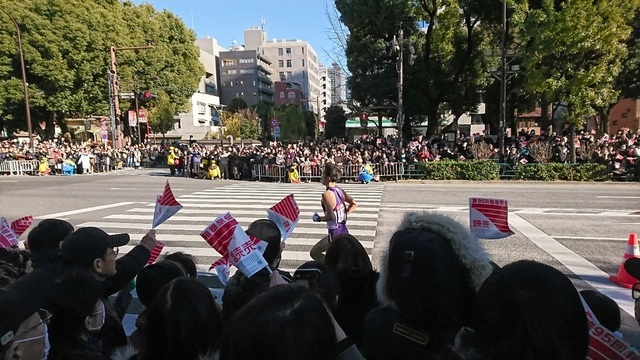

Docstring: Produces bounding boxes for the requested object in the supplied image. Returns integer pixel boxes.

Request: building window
[302,59,305,67]
[253,81,256,86]
[239,58,254,64]
[286,48,291,55]
[278,60,284,67]
[280,91,285,99]
[240,81,244,86]
[287,71,292,78]
[235,92,239,97]
[278,48,283,56]
[286,60,292,67]
[302,47,305,54]
[239,69,255,74]
[222,59,237,67]
[622,113,629,118]
[197,103,206,115]
[302,70,306,78]
[613,120,619,125]
[279,71,285,80]
[240,92,244,97]
[288,91,296,99]
[227,69,237,75]
[205,85,215,94]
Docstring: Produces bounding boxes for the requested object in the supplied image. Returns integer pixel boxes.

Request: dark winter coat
[333,270,379,347]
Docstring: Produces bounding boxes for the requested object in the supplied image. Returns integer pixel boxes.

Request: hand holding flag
[152,181,183,229]
[0,216,33,249]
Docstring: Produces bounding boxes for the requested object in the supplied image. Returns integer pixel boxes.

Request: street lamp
[0,6,33,149]
[485,1,518,156]
[108,41,154,148]
[388,28,416,141]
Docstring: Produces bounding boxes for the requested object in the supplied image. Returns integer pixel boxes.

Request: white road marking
[117,233,374,248]
[34,202,145,219]
[552,236,628,241]
[509,213,635,317]
[597,196,640,199]
[125,207,380,218]
[161,203,380,212]
[104,214,378,226]
[176,197,381,206]
[80,221,376,237]
[110,188,136,190]
[0,180,18,183]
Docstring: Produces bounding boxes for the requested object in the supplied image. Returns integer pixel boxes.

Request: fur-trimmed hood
[377,211,493,309]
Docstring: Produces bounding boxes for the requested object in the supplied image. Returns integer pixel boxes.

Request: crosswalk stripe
[79,221,377,237]
[104,214,378,227]
[125,208,380,218]
[117,234,374,248]
[149,203,381,212]
[175,198,381,206]
[98,182,384,271]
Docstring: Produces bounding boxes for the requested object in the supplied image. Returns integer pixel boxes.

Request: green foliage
[618,8,640,99]
[220,108,259,140]
[273,105,306,141]
[516,163,610,181]
[421,160,500,181]
[253,103,274,140]
[323,105,347,139]
[227,98,249,113]
[0,0,202,138]
[148,91,176,137]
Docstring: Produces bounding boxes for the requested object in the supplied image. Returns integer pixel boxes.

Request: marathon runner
[310,163,358,262]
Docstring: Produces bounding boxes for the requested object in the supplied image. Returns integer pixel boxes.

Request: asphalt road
[1,170,639,343]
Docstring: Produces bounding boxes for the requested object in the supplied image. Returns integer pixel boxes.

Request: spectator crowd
[1,126,638,179]
[2,202,639,359]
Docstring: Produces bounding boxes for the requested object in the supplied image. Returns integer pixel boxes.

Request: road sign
[138,108,148,123]
[271,118,278,127]
[119,93,135,99]
[273,126,281,137]
[101,131,108,140]
[101,124,107,131]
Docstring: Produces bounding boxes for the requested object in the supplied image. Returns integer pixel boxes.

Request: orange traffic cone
[610,233,640,288]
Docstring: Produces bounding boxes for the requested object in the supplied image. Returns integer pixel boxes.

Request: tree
[303,109,317,139]
[0,0,202,139]
[324,105,347,139]
[220,108,260,140]
[253,102,274,141]
[274,105,306,141]
[336,0,491,138]
[522,0,638,161]
[227,98,248,113]
[148,91,176,139]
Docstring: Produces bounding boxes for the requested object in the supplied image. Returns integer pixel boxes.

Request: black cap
[624,258,640,281]
[0,270,59,351]
[60,227,130,266]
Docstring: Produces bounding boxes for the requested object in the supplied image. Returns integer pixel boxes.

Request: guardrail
[0,160,40,176]
[254,163,403,182]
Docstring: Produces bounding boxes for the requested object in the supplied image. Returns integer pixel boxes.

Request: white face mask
[86,301,105,332]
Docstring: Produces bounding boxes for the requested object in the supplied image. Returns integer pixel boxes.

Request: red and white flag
[201,213,268,278]
[519,158,528,164]
[0,217,19,248]
[469,198,514,239]
[210,258,231,285]
[266,194,300,241]
[147,241,165,265]
[10,216,33,237]
[582,295,640,359]
[152,181,183,229]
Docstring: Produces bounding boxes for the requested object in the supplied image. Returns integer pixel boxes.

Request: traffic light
[360,113,368,128]
[139,91,157,101]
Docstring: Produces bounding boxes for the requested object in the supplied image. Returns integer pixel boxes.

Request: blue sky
[133,0,341,66]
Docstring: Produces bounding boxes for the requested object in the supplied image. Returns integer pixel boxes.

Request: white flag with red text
[201,213,268,278]
[266,194,300,241]
[582,295,640,359]
[469,198,514,239]
[152,181,183,229]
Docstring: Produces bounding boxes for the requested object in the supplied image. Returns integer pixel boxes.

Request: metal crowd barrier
[253,163,404,182]
[0,160,40,176]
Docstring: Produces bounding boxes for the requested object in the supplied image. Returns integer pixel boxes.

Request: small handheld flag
[10,216,33,237]
[147,241,165,265]
[152,181,183,229]
[266,194,300,241]
[0,217,18,248]
[469,198,514,239]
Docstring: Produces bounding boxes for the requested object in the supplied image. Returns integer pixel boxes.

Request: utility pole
[0,7,33,149]
[108,41,154,148]
[499,0,507,157]
[397,29,404,140]
[107,69,116,147]
[134,83,141,144]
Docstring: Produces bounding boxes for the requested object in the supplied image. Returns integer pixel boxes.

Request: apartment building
[274,80,304,107]
[258,38,322,111]
[219,49,275,106]
[163,37,225,141]
[318,64,331,124]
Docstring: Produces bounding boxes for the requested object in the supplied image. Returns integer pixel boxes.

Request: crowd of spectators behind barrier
[1,126,638,178]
